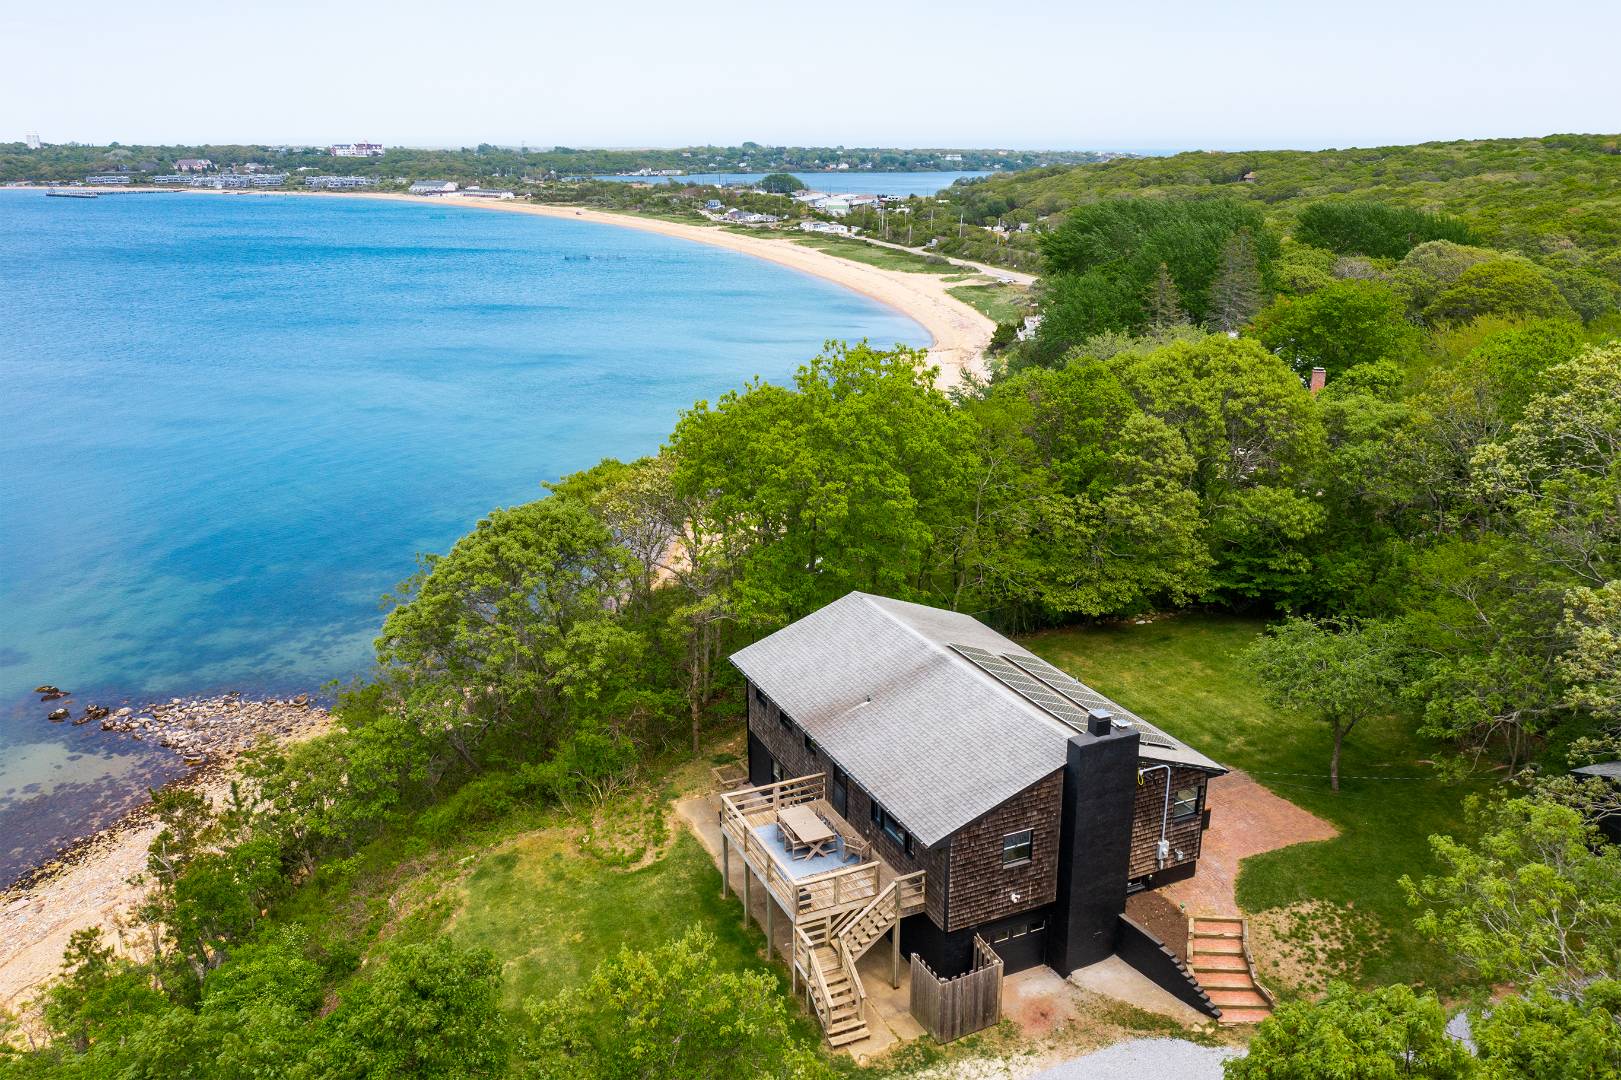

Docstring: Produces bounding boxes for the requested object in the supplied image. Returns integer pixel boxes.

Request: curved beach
[342,193,994,388]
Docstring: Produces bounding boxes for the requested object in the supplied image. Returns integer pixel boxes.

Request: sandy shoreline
[359,195,996,387]
[0,697,329,1021]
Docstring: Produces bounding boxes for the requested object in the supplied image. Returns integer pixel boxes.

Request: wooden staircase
[793,871,926,1047]
[1187,915,1273,1025]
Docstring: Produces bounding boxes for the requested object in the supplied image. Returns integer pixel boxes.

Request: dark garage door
[987,917,1046,972]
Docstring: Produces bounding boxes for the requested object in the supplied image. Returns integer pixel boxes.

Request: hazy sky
[5,0,1617,151]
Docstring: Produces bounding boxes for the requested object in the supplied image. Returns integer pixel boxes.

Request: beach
[0,697,329,1023]
[348,194,997,387]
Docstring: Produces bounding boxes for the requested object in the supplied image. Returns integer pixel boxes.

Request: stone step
[1190,953,1249,972]
[1192,937,1244,955]
[1207,988,1270,1009]
[1195,970,1257,989]
[1218,1006,1273,1025]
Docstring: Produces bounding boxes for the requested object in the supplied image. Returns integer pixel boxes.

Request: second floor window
[1002,829,1034,867]
[871,802,913,856]
[1172,785,1200,819]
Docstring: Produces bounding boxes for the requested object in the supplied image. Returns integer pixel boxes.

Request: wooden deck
[720,774,927,1046]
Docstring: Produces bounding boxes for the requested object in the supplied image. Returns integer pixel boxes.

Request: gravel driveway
[1028,1038,1242,1079]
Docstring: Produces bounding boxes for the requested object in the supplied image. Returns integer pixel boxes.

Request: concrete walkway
[1028,1038,1242,1079]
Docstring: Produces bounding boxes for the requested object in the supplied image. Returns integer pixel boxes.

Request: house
[330,142,385,157]
[408,180,459,195]
[723,208,779,225]
[723,592,1227,1044]
[84,175,131,185]
[704,198,725,211]
[1239,170,1257,183]
[799,220,852,237]
[175,158,212,172]
[457,187,515,200]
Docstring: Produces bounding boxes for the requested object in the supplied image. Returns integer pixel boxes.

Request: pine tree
[1209,229,1264,332]
[1144,262,1189,328]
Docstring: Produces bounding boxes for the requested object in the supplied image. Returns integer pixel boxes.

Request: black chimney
[1087,708,1113,737]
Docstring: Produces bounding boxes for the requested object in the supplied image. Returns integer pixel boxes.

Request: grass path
[1022,612,1486,993]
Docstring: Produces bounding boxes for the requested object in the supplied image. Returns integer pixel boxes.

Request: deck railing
[720,774,883,920]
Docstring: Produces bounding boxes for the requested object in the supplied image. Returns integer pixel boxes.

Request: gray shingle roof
[729,592,1225,848]
[1573,761,1621,781]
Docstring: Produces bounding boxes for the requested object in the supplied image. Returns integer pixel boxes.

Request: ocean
[0,189,926,884]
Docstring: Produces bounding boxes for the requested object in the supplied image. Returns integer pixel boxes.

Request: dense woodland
[3,137,1620,1077]
[0,141,1112,186]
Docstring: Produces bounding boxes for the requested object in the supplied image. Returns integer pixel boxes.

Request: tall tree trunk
[1330,724,1343,793]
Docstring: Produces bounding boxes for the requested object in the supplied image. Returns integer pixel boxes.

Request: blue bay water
[0,190,925,882]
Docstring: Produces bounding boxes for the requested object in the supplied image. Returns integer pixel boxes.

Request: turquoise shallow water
[0,190,925,882]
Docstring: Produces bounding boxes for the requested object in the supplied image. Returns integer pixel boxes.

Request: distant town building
[152,175,190,185]
[330,142,385,157]
[84,175,131,185]
[192,174,287,189]
[408,180,459,195]
[26,131,42,150]
[1239,170,1257,183]
[799,220,852,237]
[722,208,779,225]
[175,158,212,172]
[457,188,515,200]
[940,153,964,162]
[704,198,725,211]
[305,175,376,189]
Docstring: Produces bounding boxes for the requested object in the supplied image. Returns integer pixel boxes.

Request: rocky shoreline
[5,692,330,894]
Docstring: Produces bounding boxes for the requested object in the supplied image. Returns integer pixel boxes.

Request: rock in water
[34,684,61,694]
[48,707,70,721]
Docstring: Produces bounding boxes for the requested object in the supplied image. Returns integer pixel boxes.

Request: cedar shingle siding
[1127,765,1207,879]
[944,770,1062,932]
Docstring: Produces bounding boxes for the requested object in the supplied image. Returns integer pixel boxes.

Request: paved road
[1029,1038,1242,1080]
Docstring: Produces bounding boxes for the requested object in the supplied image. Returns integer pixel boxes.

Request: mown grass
[947,282,1031,324]
[790,233,960,274]
[1022,612,1487,993]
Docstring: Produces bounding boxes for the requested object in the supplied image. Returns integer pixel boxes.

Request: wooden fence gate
[909,935,1003,1042]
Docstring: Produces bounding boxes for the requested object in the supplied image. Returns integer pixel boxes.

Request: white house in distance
[408,180,458,195]
[330,142,385,157]
[175,158,212,172]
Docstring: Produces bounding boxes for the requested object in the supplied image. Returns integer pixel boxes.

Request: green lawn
[946,282,1031,324]
[448,829,773,1015]
[790,234,960,274]
[1022,612,1486,993]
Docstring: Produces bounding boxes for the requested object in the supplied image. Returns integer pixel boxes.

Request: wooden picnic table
[777,805,837,860]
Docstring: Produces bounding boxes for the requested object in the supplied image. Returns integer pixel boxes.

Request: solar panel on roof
[948,643,1096,729]
[1007,654,1183,750]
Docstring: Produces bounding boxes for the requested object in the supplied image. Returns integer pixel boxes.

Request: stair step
[1191,953,1249,972]
[827,1026,869,1047]
[1194,916,1245,929]
[1190,929,1244,940]
[1192,938,1244,955]
[1207,988,1270,1009]
[1195,970,1257,989]
[1218,1007,1273,1025]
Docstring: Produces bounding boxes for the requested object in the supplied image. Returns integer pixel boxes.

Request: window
[770,759,784,783]
[871,802,912,856]
[803,731,816,755]
[753,686,766,709]
[1172,785,1201,819]
[778,709,792,733]
[1002,829,1034,867]
[992,929,1011,944]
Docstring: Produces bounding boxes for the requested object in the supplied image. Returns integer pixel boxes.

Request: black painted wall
[1046,728,1141,975]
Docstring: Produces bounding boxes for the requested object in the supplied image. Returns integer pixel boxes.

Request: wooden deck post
[765,893,774,959]
[891,923,901,989]
[720,832,729,899]
[742,864,751,929]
